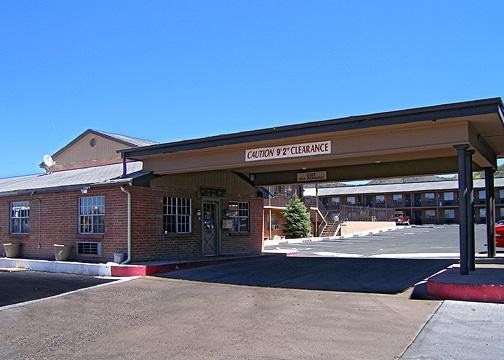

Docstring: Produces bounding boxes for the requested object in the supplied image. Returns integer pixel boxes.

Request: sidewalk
[401,300,504,359]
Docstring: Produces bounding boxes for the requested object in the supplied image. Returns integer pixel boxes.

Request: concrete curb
[0,257,111,276]
[426,267,504,303]
[110,254,282,277]
[1,254,282,277]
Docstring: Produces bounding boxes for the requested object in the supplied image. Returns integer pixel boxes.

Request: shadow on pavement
[155,256,457,295]
[0,271,116,307]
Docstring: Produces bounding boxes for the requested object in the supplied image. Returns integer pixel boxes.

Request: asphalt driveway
[0,270,116,307]
[0,272,440,360]
[158,255,455,294]
[265,224,489,257]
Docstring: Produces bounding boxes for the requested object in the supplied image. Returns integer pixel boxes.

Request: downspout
[120,185,132,264]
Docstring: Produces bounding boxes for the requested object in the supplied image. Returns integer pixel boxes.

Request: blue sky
[0,1,503,178]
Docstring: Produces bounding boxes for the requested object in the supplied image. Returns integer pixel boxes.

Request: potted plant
[54,244,72,261]
[3,243,22,258]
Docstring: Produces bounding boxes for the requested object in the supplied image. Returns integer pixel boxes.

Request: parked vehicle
[391,211,410,226]
[496,221,504,247]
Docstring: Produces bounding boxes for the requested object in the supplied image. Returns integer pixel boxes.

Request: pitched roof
[51,129,158,159]
[303,178,504,197]
[96,130,158,147]
[0,162,149,197]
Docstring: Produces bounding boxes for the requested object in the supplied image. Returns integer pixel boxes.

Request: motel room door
[202,201,220,256]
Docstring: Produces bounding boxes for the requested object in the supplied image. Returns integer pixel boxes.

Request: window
[479,190,486,200]
[425,209,436,218]
[347,196,356,205]
[425,193,435,200]
[10,201,30,234]
[331,196,340,205]
[79,196,105,234]
[284,186,293,198]
[500,208,504,217]
[228,201,250,233]
[444,209,455,219]
[444,192,454,201]
[77,242,102,256]
[163,197,192,233]
[393,194,402,202]
[479,208,486,218]
[376,195,385,203]
[500,189,504,199]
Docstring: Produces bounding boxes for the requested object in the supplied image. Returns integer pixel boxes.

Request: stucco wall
[339,221,397,236]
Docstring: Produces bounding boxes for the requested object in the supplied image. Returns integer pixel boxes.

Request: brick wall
[130,170,264,261]
[0,187,128,262]
[263,208,286,240]
[0,170,265,263]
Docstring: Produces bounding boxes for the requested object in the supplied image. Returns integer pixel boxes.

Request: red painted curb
[110,254,282,277]
[427,280,504,303]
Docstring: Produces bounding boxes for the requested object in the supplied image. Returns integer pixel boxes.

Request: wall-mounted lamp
[81,186,90,194]
[196,209,202,220]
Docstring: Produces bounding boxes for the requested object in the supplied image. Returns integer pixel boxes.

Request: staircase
[306,197,341,238]
[320,220,341,237]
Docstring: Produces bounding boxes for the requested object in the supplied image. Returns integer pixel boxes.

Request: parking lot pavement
[264,224,489,258]
[402,300,504,359]
[0,272,441,360]
[159,255,455,294]
[0,271,116,307]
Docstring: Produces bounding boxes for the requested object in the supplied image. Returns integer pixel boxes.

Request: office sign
[245,141,331,162]
[297,171,327,182]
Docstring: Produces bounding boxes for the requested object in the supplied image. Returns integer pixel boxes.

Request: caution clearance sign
[245,141,331,162]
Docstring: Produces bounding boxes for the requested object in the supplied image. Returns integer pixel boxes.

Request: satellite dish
[42,154,56,172]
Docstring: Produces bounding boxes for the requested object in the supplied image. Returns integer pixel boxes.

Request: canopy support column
[455,145,470,275]
[485,167,496,258]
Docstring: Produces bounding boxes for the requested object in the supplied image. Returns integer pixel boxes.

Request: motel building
[303,177,504,228]
[1,98,504,275]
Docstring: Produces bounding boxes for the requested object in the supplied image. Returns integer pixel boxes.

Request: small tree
[283,197,311,238]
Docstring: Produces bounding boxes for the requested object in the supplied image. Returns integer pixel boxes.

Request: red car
[497,221,504,247]
[391,211,410,226]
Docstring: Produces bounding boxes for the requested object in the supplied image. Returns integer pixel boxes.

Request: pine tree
[283,197,311,238]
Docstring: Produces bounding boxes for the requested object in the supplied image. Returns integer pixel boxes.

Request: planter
[3,243,21,258]
[54,244,72,261]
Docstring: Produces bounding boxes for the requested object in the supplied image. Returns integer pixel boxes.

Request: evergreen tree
[283,197,311,238]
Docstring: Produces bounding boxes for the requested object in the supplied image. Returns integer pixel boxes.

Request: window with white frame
[79,196,105,234]
[376,195,385,203]
[479,190,486,200]
[347,196,356,205]
[444,192,454,201]
[10,201,30,234]
[444,209,455,219]
[479,208,486,218]
[393,194,402,202]
[228,201,249,233]
[163,197,192,234]
[425,193,435,200]
[425,209,436,218]
[331,196,340,205]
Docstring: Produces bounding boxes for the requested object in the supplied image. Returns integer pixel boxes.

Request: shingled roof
[0,162,150,197]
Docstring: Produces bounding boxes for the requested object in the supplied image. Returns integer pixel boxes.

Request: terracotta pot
[54,244,72,261]
[3,243,21,258]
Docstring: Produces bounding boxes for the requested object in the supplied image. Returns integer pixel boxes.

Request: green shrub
[283,197,311,238]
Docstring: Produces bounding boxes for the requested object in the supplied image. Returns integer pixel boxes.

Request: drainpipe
[120,185,132,264]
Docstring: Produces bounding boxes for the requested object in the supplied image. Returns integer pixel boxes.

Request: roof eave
[120,97,504,159]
